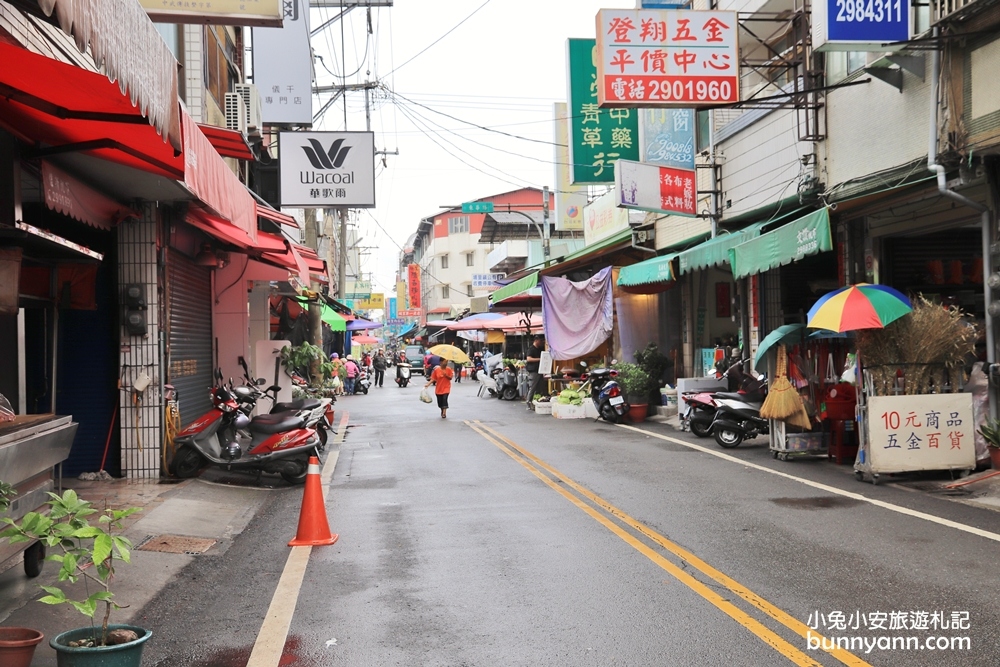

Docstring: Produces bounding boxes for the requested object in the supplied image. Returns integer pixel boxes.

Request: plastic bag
[330,375,342,389]
[419,388,433,404]
[0,393,13,423]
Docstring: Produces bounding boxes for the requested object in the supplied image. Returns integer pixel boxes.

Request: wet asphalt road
[138,378,1000,666]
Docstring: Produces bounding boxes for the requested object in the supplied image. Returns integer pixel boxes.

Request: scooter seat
[713,392,747,401]
[250,412,305,434]
[273,398,322,412]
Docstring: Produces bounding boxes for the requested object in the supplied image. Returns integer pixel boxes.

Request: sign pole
[338,208,347,300]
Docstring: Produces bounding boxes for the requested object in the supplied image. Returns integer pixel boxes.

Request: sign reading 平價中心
[595,9,739,107]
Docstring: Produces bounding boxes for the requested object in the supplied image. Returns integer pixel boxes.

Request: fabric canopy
[197,123,254,160]
[731,209,832,280]
[678,226,760,274]
[0,42,184,179]
[185,209,255,249]
[445,313,505,331]
[351,334,380,345]
[490,272,538,305]
[617,253,678,288]
[320,303,346,331]
[346,318,383,331]
[490,312,542,333]
[542,266,613,360]
[256,204,299,227]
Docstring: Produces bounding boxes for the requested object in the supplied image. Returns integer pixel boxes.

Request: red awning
[292,244,326,274]
[0,42,184,180]
[197,124,255,161]
[255,203,299,228]
[427,307,451,314]
[42,161,139,230]
[185,209,254,249]
[255,231,288,254]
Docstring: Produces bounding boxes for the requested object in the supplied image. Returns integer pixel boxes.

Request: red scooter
[170,371,321,484]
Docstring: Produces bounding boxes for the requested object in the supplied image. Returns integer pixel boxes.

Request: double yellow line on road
[466,420,870,667]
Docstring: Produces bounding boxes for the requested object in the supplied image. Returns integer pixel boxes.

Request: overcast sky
[308,0,635,300]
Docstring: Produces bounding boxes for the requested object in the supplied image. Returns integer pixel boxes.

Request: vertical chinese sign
[866,394,976,473]
[407,263,422,310]
[596,9,739,107]
[252,0,313,124]
[615,159,696,217]
[567,38,640,184]
[396,281,407,310]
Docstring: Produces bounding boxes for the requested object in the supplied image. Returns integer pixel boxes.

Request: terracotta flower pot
[0,627,45,667]
[990,446,1000,470]
[628,403,649,422]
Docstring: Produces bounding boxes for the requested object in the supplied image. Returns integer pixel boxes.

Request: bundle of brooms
[761,345,807,422]
[856,295,978,396]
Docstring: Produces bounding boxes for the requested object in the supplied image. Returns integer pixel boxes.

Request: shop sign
[583,189,630,246]
[345,280,371,300]
[640,108,695,170]
[407,263,422,309]
[252,0,313,123]
[472,273,506,291]
[397,280,408,309]
[386,317,405,325]
[567,38,641,185]
[614,159,696,217]
[596,9,739,107]
[140,0,282,26]
[813,0,911,51]
[866,394,976,472]
[355,293,384,310]
[388,297,397,320]
[398,309,421,318]
[553,103,588,230]
[279,131,375,208]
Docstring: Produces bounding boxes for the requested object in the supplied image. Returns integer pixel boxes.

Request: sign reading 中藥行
[596,9,739,107]
[567,38,641,185]
[279,131,376,208]
[462,202,494,214]
[615,159,696,217]
[865,394,976,473]
[471,274,506,291]
[813,0,911,51]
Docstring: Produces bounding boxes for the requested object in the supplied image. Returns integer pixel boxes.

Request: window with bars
[448,216,470,234]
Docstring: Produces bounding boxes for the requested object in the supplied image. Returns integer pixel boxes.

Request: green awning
[321,303,347,331]
[617,253,679,287]
[555,229,632,265]
[677,226,761,274]
[731,208,832,280]
[490,271,538,305]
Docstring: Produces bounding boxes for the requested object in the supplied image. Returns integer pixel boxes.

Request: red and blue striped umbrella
[806,283,912,332]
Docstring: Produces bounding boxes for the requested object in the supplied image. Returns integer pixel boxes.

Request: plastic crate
[821,399,856,421]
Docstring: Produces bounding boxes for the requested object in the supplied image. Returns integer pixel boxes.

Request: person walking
[524,335,545,410]
[344,355,360,394]
[425,359,455,419]
[372,350,387,388]
[329,353,346,395]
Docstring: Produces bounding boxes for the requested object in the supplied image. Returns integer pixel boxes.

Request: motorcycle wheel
[471,370,478,381]
[501,386,518,401]
[690,421,713,438]
[362,386,369,394]
[23,540,45,578]
[281,460,309,484]
[714,427,743,449]
[170,447,205,478]
[600,403,621,424]
[316,427,328,451]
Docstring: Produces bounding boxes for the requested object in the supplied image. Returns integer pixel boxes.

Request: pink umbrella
[351,334,380,345]
[489,312,542,333]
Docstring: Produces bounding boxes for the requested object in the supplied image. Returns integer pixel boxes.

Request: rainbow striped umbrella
[806,283,912,333]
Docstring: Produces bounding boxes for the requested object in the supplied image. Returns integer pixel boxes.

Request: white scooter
[395,362,412,387]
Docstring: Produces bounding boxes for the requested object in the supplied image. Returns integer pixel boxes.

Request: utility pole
[542,186,551,260]
[338,208,348,300]
[304,208,323,382]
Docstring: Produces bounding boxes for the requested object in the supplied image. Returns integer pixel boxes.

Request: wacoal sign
[279,132,375,208]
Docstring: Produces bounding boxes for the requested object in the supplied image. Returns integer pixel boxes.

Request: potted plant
[280,342,335,388]
[0,489,151,666]
[634,343,671,405]
[615,362,654,422]
[978,419,1000,470]
[0,482,46,667]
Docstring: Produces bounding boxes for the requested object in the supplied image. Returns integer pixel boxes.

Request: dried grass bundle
[856,295,977,396]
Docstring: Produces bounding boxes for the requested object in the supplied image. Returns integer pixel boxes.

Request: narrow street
[136,380,1000,666]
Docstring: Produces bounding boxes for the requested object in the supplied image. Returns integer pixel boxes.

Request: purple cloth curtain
[541,266,613,360]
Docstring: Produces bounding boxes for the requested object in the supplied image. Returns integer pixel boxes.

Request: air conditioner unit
[235,83,263,135]
[224,92,247,136]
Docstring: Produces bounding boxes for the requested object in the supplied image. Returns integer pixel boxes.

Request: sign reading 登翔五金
[596,9,740,107]
[567,38,641,185]
[865,394,976,473]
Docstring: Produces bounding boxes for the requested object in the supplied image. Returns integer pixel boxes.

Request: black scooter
[707,363,768,448]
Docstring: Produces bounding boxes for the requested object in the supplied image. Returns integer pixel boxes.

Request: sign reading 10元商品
[279,131,376,208]
[815,0,911,51]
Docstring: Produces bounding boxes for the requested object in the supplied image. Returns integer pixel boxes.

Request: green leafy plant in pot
[0,489,151,666]
[614,362,654,421]
[0,481,46,667]
[978,418,1000,470]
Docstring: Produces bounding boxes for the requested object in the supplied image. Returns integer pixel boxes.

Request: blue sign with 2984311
[827,0,910,43]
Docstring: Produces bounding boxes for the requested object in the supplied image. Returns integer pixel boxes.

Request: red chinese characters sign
[596,9,739,107]
[865,394,976,473]
[615,159,696,217]
[407,263,422,310]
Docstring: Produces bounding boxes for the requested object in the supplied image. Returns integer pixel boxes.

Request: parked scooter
[170,371,322,484]
[395,362,412,387]
[235,358,335,449]
[580,361,629,423]
[680,361,748,438]
[493,362,520,401]
[354,367,372,394]
[707,362,769,448]
[470,352,484,381]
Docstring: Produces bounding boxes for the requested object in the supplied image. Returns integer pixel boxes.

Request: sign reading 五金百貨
[865,394,976,473]
[567,38,641,185]
[596,9,739,107]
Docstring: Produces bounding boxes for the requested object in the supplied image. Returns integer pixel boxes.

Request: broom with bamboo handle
[760,345,804,420]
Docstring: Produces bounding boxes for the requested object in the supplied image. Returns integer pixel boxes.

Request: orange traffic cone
[288,456,339,547]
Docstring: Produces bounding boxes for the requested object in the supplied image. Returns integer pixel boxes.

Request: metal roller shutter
[167,250,214,426]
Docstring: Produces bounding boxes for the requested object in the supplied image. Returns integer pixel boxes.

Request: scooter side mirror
[256,378,266,386]
[268,385,281,394]
[611,359,618,365]
[579,361,588,368]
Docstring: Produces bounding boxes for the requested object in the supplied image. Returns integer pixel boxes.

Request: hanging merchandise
[760,345,803,420]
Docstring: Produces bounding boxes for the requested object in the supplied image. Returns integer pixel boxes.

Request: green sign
[567,38,640,185]
[462,201,494,214]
